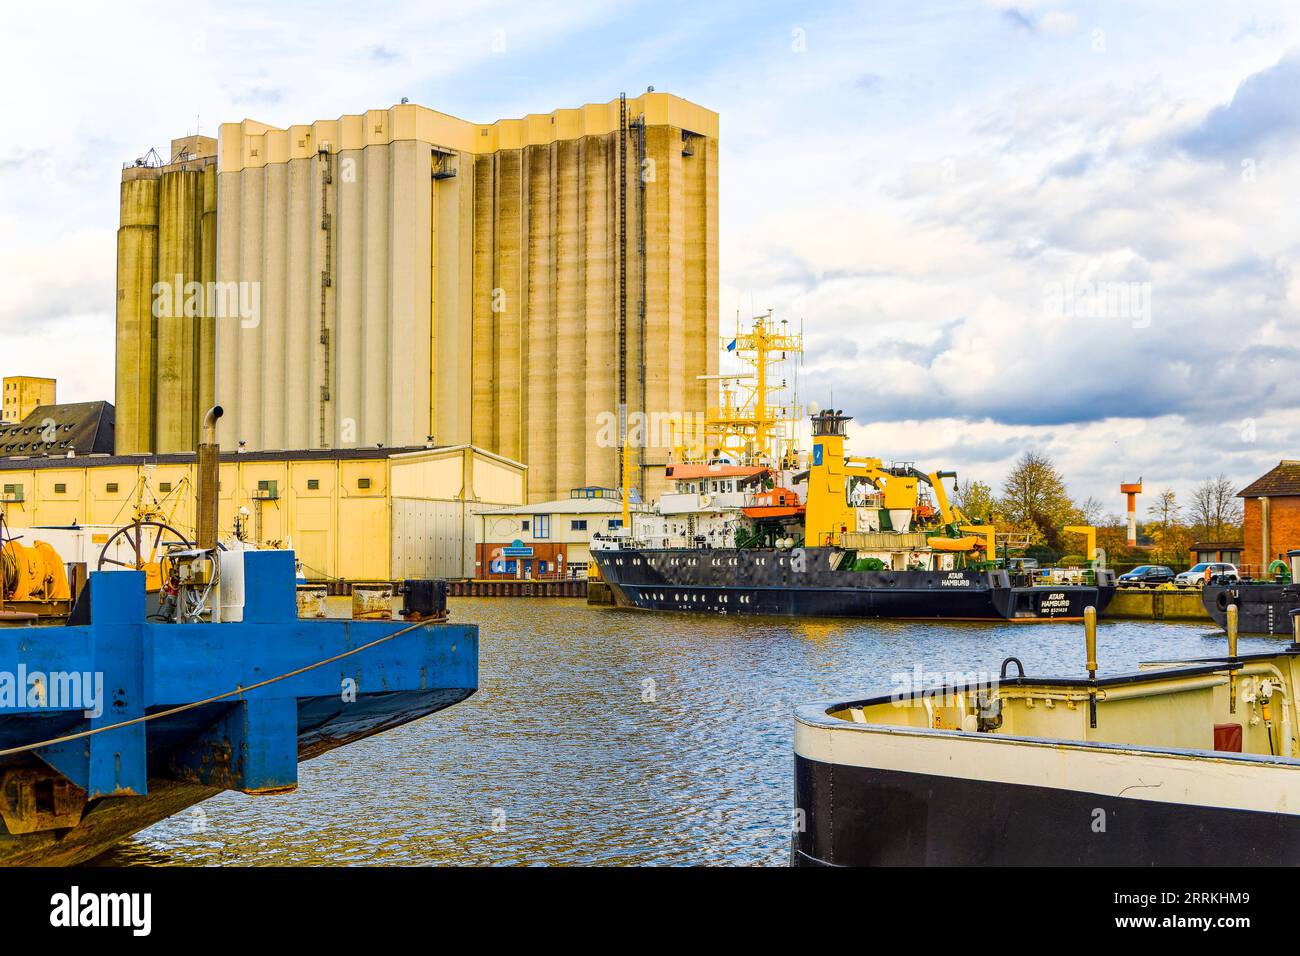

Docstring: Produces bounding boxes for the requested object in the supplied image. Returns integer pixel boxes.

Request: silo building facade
[114,93,719,503]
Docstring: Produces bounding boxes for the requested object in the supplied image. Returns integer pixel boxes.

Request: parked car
[1173,562,1239,587]
[1117,565,1175,588]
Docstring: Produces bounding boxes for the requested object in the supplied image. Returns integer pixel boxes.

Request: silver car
[1174,562,1238,587]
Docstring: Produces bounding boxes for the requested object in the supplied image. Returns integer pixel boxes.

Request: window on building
[53,483,66,494]
[358,477,371,489]
[608,519,622,530]
[535,515,551,539]
[521,520,530,531]
[307,479,320,490]
[2,483,22,497]
[159,482,172,492]
[571,519,588,531]
[106,482,119,493]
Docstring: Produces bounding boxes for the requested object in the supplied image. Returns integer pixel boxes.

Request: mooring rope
[0,617,437,759]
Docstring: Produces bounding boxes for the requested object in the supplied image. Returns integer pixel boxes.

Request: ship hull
[593,547,1113,621]
[792,755,1300,866]
[794,695,1300,866]
[1204,582,1297,635]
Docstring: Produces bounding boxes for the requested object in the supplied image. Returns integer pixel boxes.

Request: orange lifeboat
[743,488,805,520]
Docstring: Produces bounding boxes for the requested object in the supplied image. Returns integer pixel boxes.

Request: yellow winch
[2,539,71,605]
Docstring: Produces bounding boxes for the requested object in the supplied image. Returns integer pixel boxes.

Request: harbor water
[94,598,1275,866]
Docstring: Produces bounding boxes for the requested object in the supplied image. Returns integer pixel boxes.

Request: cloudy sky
[2,0,1298,514]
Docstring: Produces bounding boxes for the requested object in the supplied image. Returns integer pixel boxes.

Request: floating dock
[0,549,477,866]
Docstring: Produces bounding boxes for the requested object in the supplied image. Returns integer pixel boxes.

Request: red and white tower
[1120,480,1143,547]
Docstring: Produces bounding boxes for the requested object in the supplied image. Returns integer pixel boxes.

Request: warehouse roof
[1238,461,1300,498]
[0,442,438,471]
[0,402,115,458]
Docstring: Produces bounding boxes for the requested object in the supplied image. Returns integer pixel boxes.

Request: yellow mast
[621,438,631,531]
[687,309,803,467]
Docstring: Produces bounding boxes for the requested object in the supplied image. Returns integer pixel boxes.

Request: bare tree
[1145,489,1187,564]
[1188,474,1243,540]
[1146,488,1180,530]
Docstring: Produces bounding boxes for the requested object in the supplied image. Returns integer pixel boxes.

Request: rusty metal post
[196,405,223,550]
[1084,605,1098,729]
[1227,603,1239,714]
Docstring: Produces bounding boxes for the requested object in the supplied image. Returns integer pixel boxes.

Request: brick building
[1239,460,1300,574]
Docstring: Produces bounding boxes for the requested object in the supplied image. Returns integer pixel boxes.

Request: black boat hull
[792,755,1300,866]
[593,547,1114,621]
[1204,582,1298,635]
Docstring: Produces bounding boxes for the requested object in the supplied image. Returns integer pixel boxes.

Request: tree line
[950,452,1243,565]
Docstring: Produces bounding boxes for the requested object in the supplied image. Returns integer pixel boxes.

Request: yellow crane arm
[960,525,996,555]
[926,471,968,526]
[1063,525,1098,562]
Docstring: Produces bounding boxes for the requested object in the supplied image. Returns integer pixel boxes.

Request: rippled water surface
[97,598,1271,866]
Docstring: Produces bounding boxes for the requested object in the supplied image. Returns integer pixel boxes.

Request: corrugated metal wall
[390,498,497,579]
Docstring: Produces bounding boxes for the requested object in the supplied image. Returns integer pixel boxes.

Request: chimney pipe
[197,405,223,550]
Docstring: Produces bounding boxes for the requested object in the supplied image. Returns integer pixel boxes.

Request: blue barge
[0,549,477,866]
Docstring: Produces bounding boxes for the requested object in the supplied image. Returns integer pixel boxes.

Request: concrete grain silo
[113,136,218,454]
[116,94,718,503]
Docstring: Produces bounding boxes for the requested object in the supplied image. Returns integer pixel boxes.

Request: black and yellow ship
[592,410,1115,622]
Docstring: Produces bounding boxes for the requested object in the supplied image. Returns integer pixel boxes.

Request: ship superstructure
[594,316,1114,621]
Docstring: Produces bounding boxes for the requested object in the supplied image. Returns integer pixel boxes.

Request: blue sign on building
[502,538,533,557]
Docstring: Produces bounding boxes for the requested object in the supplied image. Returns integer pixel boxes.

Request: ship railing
[509,568,589,582]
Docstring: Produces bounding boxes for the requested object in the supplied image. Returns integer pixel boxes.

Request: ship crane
[678,310,803,470]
